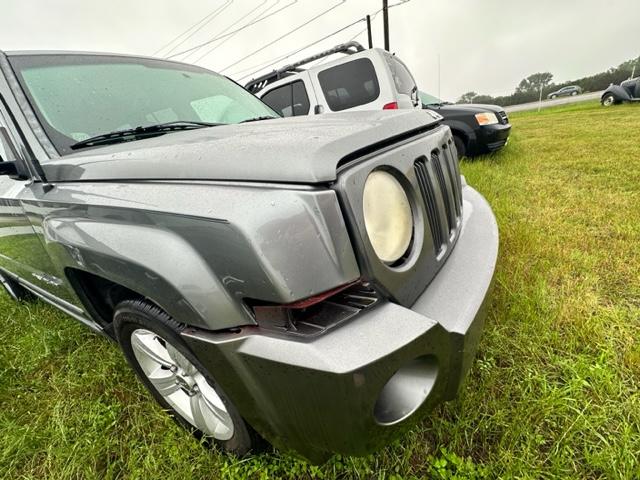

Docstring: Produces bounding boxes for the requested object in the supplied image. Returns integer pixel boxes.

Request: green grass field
[1,101,638,479]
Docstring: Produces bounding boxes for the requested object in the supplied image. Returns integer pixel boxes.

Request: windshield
[419,91,443,105]
[9,54,277,155]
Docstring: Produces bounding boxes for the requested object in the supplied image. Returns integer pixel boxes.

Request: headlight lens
[363,171,413,263]
[475,112,499,125]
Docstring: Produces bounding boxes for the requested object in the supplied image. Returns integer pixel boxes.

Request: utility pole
[366,15,373,49]
[538,83,544,112]
[382,0,390,51]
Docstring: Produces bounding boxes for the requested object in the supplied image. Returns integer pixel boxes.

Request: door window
[260,81,310,117]
[317,58,380,111]
[385,55,417,96]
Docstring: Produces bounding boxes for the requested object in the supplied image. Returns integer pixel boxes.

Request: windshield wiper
[69,121,223,150]
[238,116,278,123]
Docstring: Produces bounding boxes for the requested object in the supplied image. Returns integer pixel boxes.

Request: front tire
[453,135,467,160]
[550,94,557,100]
[114,299,256,455]
[601,94,616,107]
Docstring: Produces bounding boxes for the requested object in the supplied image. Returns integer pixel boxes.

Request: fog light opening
[373,356,439,426]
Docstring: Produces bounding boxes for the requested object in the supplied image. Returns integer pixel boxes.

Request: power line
[236,1,411,79]
[234,16,365,81]
[165,0,299,59]
[235,2,412,82]
[238,21,361,78]
[190,0,276,64]
[229,43,311,77]
[308,11,378,69]
[163,0,234,57]
[152,0,233,57]
[219,0,346,73]
[183,0,269,62]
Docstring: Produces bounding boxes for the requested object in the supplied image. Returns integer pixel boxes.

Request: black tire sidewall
[453,135,467,159]
[114,300,254,455]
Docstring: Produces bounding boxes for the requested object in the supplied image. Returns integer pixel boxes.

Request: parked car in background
[0,50,498,462]
[420,91,511,158]
[246,42,421,114]
[547,85,582,99]
[601,77,640,106]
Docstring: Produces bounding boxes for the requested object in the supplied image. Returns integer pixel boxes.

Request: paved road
[505,91,604,113]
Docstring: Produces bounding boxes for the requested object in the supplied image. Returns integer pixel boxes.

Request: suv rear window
[317,58,380,111]
[260,81,310,117]
[385,55,416,96]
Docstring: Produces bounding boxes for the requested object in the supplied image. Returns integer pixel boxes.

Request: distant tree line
[457,56,640,106]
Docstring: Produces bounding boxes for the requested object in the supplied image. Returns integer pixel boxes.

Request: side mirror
[0,160,18,176]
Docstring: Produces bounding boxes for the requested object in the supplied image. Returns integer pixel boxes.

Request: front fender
[602,85,631,102]
[43,218,246,330]
[440,119,476,142]
[20,182,360,330]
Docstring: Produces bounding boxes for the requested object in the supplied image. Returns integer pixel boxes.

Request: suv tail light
[383,102,399,110]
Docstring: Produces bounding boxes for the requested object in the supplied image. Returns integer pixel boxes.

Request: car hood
[41,111,440,184]
[426,103,504,114]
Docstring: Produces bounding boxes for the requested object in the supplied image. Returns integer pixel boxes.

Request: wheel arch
[44,218,253,331]
[65,268,142,332]
[601,86,629,103]
[446,123,473,156]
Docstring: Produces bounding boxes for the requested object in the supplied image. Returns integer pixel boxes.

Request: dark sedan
[547,85,582,99]
[420,91,511,158]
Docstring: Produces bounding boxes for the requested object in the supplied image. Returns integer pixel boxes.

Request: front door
[0,101,75,303]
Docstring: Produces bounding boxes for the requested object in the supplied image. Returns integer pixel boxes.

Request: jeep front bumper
[182,183,498,462]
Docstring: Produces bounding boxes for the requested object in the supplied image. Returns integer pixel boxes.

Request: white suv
[245,42,421,116]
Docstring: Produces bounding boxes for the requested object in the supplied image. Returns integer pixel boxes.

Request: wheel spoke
[131,331,173,368]
[195,378,230,425]
[148,370,181,396]
[190,394,209,432]
[166,344,195,374]
[130,328,233,440]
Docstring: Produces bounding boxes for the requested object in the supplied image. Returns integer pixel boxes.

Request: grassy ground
[1,101,639,479]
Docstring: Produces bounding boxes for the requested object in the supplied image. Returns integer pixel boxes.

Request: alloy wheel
[130,328,234,440]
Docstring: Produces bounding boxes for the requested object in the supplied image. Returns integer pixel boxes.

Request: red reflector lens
[383,102,399,110]
[280,282,357,309]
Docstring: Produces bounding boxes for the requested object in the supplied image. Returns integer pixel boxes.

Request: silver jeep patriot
[0,51,498,462]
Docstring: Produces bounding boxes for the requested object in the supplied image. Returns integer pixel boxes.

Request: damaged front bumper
[182,182,499,462]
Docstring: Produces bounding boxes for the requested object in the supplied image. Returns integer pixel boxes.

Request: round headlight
[363,170,413,263]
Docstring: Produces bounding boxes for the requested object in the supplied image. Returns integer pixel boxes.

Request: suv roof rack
[245,41,366,94]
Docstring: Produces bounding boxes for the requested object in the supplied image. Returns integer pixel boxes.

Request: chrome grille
[497,110,509,124]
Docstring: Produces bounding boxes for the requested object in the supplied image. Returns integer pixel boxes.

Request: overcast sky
[1,0,639,101]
